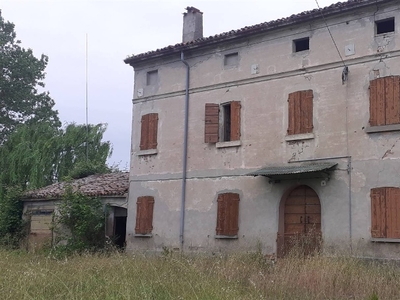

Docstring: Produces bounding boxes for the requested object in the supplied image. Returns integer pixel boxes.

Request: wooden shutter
[386,188,400,238]
[230,101,241,141]
[301,90,313,133]
[370,77,386,126]
[385,76,400,125]
[140,113,158,150]
[371,188,386,238]
[216,193,239,236]
[135,196,155,234]
[205,103,219,143]
[287,90,313,135]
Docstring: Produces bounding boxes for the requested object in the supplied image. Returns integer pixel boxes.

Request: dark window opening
[376,18,395,34]
[224,52,239,67]
[222,103,231,141]
[294,38,310,52]
[114,216,127,248]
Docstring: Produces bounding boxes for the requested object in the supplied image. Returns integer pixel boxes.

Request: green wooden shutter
[371,188,386,238]
[205,103,219,143]
[230,101,241,141]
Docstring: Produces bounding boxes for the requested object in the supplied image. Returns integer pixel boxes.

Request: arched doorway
[277,185,321,257]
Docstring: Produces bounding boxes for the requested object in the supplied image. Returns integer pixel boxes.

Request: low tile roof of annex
[124,0,391,66]
[23,172,129,200]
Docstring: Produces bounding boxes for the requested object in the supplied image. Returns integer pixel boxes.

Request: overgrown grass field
[0,249,399,299]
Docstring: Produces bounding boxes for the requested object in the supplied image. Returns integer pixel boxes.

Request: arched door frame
[277,184,322,257]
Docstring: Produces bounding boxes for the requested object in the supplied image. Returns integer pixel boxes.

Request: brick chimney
[182,7,203,43]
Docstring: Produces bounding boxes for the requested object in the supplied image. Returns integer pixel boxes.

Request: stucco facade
[125,0,400,258]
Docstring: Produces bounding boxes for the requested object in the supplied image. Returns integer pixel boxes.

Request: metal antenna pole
[85,33,89,162]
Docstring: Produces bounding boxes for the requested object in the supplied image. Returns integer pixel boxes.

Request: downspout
[180,51,190,251]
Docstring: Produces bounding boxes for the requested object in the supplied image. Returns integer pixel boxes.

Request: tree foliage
[53,186,107,255]
[0,11,60,144]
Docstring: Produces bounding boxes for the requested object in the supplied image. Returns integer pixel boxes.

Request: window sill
[365,124,400,133]
[136,149,158,156]
[371,238,400,243]
[134,234,153,238]
[285,133,314,142]
[215,235,238,239]
[216,140,241,148]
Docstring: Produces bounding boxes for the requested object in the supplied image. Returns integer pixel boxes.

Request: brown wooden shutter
[371,188,386,238]
[135,196,155,234]
[385,76,400,125]
[226,193,240,236]
[205,103,219,143]
[216,194,226,235]
[140,114,149,150]
[148,113,158,150]
[386,188,400,238]
[301,90,313,133]
[287,92,296,135]
[140,113,158,150]
[230,101,241,141]
[370,78,386,126]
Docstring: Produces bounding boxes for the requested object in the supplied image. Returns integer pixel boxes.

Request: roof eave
[124,0,391,67]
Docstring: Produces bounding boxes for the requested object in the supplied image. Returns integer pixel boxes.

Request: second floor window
[287,90,314,135]
[369,76,400,127]
[140,113,158,150]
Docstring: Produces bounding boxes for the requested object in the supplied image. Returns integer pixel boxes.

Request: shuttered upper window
[371,187,400,239]
[369,76,400,127]
[140,113,158,150]
[287,90,313,135]
[204,101,241,143]
[135,196,155,235]
[216,193,240,237]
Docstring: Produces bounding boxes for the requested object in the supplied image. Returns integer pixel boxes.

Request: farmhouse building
[22,172,129,250]
[124,0,400,258]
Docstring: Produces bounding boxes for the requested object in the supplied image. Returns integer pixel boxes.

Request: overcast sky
[1,0,338,169]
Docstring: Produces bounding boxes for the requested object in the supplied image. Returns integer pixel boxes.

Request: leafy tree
[53,186,107,255]
[0,11,60,144]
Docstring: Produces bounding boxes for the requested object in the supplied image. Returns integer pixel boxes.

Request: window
[371,187,400,239]
[224,52,239,67]
[146,70,158,86]
[376,18,395,35]
[140,113,158,150]
[135,196,155,235]
[369,76,400,126]
[293,37,309,52]
[204,101,241,143]
[287,90,313,135]
[216,193,240,237]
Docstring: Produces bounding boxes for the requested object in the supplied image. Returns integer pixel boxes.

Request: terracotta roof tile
[23,172,129,200]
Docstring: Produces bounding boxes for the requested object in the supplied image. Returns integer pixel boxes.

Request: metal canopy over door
[279,185,321,257]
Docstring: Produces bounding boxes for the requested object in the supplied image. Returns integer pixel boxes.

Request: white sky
[1,0,339,169]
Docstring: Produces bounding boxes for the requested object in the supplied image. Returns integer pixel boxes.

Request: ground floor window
[216,193,240,237]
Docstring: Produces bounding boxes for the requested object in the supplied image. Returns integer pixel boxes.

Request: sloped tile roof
[23,172,129,200]
[124,0,390,66]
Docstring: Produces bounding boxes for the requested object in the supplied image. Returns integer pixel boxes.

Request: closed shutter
[301,90,313,133]
[205,103,219,143]
[288,90,313,135]
[140,114,149,150]
[148,113,158,150]
[140,113,158,150]
[230,101,241,141]
[386,188,400,238]
[385,76,400,125]
[135,196,155,234]
[216,193,240,236]
[371,188,386,238]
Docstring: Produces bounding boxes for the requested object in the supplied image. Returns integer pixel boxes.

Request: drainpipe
[180,51,190,251]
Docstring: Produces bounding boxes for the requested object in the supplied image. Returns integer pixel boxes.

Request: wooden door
[282,185,321,256]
